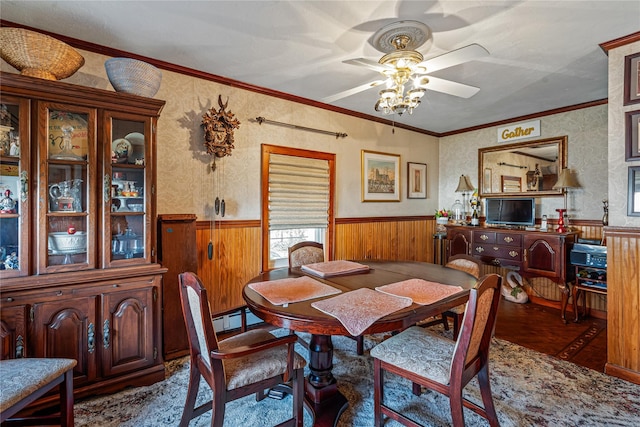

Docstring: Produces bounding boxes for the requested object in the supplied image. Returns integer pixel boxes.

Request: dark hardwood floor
[494,299,607,372]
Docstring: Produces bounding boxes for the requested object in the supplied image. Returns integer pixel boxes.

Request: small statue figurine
[9,133,19,156]
[602,199,608,226]
[4,252,19,270]
[0,189,16,213]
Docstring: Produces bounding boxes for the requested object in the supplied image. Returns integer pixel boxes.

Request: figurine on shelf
[602,199,608,226]
[0,189,16,213]
[4,252,19,270]
[9,132,19,156]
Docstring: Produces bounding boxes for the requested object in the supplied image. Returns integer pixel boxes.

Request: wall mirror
[478,136,567,198]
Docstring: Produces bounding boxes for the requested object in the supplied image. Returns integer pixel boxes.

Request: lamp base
[556,208,567,233]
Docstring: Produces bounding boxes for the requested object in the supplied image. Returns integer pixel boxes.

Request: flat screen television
[485,197,536,227]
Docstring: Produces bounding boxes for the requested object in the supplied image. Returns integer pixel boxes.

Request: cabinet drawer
[473,244,522,262]
[474,231,496,244]
[496,233,522,247]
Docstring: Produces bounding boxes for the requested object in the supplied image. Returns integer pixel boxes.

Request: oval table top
[243,260,477,337]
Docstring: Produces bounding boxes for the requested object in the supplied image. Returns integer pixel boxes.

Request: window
[261,144,335,270]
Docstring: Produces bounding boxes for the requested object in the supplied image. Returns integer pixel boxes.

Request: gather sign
[497,120,540,143]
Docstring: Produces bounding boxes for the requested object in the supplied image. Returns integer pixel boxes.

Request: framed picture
[624,52,640,106]
[501,175,521,192]
[361,150,400,202]
[483,168,492,193]
[626,109,640,161]
[407,162,427,199]
[628,166,640,216]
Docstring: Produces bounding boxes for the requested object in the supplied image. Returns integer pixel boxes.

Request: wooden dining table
[242,260,477,427]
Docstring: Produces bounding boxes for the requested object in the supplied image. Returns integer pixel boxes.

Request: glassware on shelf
[451,199,464,222]
[50,125,83,160]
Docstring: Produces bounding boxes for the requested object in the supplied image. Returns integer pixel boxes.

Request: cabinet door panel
[0,304,27,359]
[32,297,97,384]
[102,286,156,377]
[447,228,471,258]
[523,236,561,279]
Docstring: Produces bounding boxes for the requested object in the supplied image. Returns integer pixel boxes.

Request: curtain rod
[497,162,528,169]
[253,116,347,139]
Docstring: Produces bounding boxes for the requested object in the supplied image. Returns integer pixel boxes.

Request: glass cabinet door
[104,113,152,266]
[0,96,29,278]
[39,102,96,273]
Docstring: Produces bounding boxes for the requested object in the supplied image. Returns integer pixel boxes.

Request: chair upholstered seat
[219,329,306,390]
[371,273,502,427]
[0,358,76,425]
[370,326,453,385]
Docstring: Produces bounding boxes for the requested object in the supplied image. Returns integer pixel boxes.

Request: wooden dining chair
[288,242,366,355]
[178,272,306,427]
[288,241,324,268]
[420,254,481,339]
[371,273,502,427]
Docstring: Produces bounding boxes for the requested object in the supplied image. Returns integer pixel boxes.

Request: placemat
[248,276,341,306]
[301,260,370,278]
[375,278,464,305]
[311,288,412,336]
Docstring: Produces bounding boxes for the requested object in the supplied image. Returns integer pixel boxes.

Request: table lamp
[552,168,581,232]
[455,175,475,219]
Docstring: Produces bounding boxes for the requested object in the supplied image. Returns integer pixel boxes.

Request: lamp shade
[455,175,474,192]
[553,169,581,190]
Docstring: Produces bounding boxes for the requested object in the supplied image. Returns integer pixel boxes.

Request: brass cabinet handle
[88,323,95,353]
[504,236,514,243]
[493,246,499,251]
[480,234,489,241]
[15,335,24,358]
[475,246,484,253]
[509,251,519,258]
[103,319,110,349]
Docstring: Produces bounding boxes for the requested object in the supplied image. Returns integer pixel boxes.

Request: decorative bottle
[471,208,479,226]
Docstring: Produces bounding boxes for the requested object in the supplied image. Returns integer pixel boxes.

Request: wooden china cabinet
[0,72,167,403]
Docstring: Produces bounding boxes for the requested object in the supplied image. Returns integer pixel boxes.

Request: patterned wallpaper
[439,105,609,221]
[607,40,640,227]
[1,46,623,224]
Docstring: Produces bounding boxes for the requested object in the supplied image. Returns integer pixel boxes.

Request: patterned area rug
[75,329,640,426]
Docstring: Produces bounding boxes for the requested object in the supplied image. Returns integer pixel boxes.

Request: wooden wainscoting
[196,220,262,313]
[335,216,434,262]
[604,226,640,385]
[194,216,434,313]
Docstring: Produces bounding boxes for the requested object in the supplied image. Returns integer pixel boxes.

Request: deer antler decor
[201,95,241,169]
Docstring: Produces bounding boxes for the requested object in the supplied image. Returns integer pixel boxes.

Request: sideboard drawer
[473,231,496,244]
[473,244,522,262]
[496,233,522,247]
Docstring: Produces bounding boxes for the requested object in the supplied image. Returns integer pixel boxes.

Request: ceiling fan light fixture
[408,88,425,100]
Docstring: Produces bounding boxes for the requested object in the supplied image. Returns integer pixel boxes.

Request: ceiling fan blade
[417,43,489,74]
[322,79,387,103]
[343,58,394,73]
[419,75,480,98]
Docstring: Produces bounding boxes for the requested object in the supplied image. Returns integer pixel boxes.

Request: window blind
[268,153,329,230]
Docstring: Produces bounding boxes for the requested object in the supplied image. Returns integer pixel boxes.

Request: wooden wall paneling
[196,221,261,314]
[604,227,640,384]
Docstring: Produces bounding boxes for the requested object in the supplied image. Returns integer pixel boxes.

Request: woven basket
[0,28,84,80]
[105,58,162,98]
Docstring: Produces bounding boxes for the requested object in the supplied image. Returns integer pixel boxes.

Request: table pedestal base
[305,334,349,426]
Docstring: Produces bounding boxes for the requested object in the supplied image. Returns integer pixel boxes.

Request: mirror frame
[478,136,568,198]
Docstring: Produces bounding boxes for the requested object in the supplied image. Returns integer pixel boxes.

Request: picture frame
[361,150,400,202]
[626,109,640,161]
[501,175,521,192]
[407,162,427,199]
[483,168,492,193]
[628,166,640,216]
[624,52,640,106]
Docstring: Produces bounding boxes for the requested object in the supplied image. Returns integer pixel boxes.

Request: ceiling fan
[324,20,489,115]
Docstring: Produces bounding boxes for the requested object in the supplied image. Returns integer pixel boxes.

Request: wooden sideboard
[446,225,577,321]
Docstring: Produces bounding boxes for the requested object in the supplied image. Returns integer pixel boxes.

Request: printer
[570,243,607,269]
